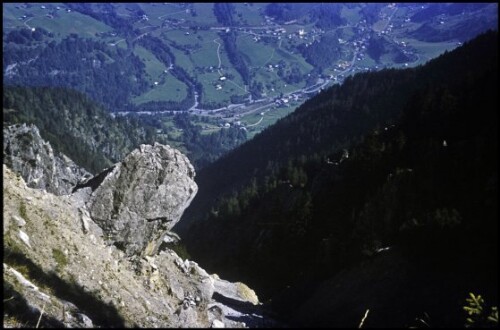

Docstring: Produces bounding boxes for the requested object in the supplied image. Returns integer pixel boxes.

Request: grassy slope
[3,4,111,39]
[132,46,188,104]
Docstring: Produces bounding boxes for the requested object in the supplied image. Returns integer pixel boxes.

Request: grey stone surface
[3,123,92,195]
[76,313,94,328]
[83,142,198,256]
[212,319,226,328]
[12,215,26,227]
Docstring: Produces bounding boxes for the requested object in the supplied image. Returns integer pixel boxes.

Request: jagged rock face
[3,123,92,195]
[3,165,266,328]
[83,142,198,257]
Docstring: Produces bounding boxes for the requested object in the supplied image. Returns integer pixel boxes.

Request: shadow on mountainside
[4,248,127,328]
[4,283,65,328]
[212,291,284,327]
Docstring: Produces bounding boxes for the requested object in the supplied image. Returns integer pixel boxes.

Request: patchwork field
[4,2,496,137]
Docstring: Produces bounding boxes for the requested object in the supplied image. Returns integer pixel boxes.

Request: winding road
[213,38,223,75]
[23,17,34,30]
[158,10,187,20]
[246,115,264,127]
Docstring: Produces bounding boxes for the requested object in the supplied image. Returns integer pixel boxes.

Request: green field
[198,72,229,105]
[189,39,220,68]
[112,39,128,49]
[242,104,299,139]
[252,70,279,96]
[163,28,250,107]
[233,3,266,26]
[275,48,314,73]
[136,3,192,26]
[260,105,298,127]
[402,39,459,66]
[353,55,378,69]
[237,35,276,68]
[161,29,222,74]
[217,48,247,90]
[3,3,52,29]
[134,46,167,81]
[163,29,200,46]
[161,117,184,139]
[133,75,188,105]
[168,46,196,76]
[190,118,222,136]
[190,3,219,26]
[3,4,112,39]
[113,3,133,18]
[237,34,313,94]
[162,30,234,81]
[197,72,247,106]
[341,6,362,24]
[132,45,188,104]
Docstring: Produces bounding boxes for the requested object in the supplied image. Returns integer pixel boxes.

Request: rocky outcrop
[3,165,266,328]
[2,133,282,327]
[75,142,198,257]
[3,123,92,195]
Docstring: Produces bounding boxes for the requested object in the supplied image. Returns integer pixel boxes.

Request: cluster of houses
[233,20,325,45]
[39,4,69,13]
[208,75,227,91]
[17,4,71,21]
[218,120,246,131]
[336,61,352,70]
[37,5,63,11]
[274,93,301,107]
[161,18,186,29]
[267,63,280,72]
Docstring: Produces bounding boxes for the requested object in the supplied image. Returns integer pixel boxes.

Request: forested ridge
[3,86,156,174]
[3,85,247,172]
[171,113,247,169]
[3,32,195,113]
[3,34,149,112]
[175,30,498,327]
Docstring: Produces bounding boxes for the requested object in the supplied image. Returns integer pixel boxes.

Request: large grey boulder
[82,143,197,256]
[3,123,92,195]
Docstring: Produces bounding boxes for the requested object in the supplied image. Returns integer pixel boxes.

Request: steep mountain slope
[3,34,152,112]
[3,141,268,328]
[175,31,498,326]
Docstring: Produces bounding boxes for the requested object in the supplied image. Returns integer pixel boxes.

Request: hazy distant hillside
[176,31,498,326]
[409,3,498,42]
[4,3,497,139]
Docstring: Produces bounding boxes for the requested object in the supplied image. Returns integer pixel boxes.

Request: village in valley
[4,3,494,137]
